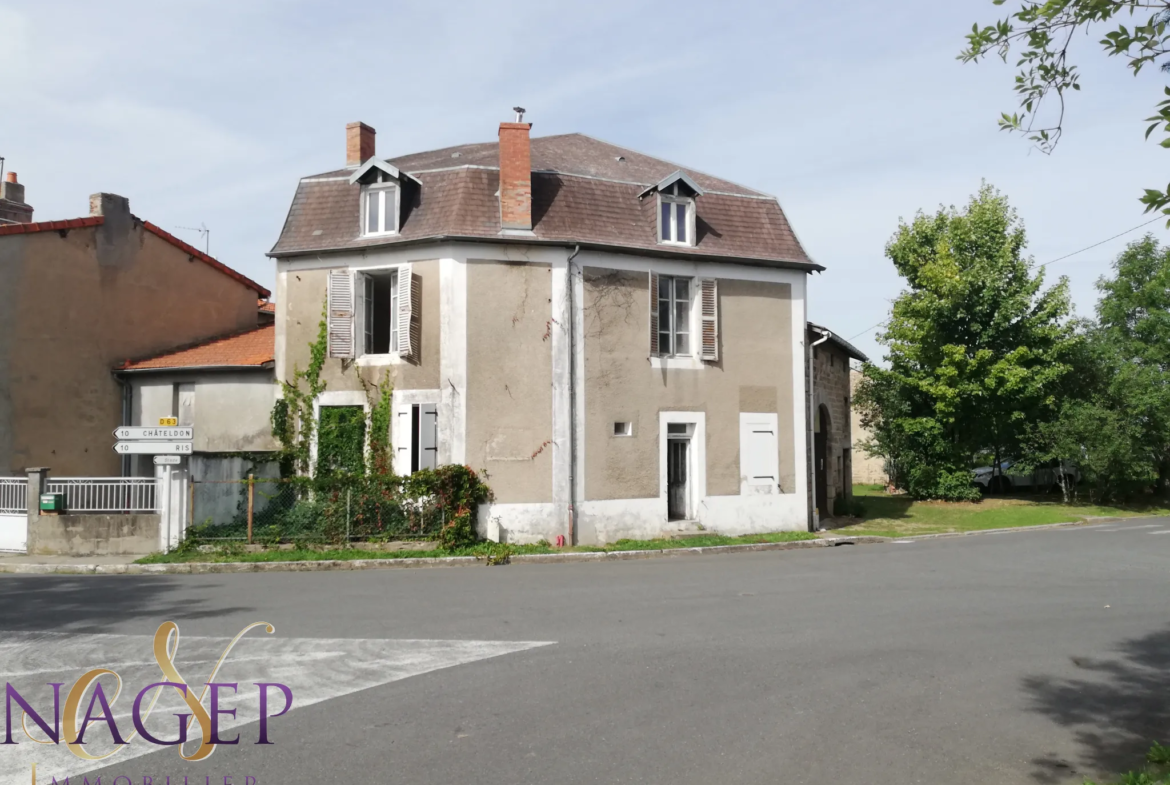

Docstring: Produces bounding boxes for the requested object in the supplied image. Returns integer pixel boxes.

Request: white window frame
[659,411,706,520]
[361,173,400,237]
[739,412,780,495]
[355,266,406,366]
[657,183,695,247]
[309,391,370,478]
[392,389,442,475]
[653,274,700,368]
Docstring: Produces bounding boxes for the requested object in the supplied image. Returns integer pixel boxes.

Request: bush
[908,466,982,502]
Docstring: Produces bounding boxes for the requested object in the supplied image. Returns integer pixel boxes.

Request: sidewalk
[0,553,138,566]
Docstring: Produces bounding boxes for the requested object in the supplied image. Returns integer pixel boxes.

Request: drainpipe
[114,372,132,477]
[808,326,832,531]
[566,244,581,545]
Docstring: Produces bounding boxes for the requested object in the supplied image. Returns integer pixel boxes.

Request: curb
[0,537,888,575]
[0,516,1148,575]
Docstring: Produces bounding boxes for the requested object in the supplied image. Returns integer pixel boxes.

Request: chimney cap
[512,107,526,122]
[4,172,15,184]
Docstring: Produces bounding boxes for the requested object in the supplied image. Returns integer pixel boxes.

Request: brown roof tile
[117,325,274,371]
[272,134,817,269]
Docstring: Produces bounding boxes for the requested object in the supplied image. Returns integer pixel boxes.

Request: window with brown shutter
[649,271,660,356]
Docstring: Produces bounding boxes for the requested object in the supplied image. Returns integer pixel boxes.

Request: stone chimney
[89,192,130,219]
[498,120,533,231]
[347,122,376,167]
[0,172,34,224]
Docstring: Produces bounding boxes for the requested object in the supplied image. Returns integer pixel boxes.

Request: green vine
[359,369,394,476]
[272,301,329,477]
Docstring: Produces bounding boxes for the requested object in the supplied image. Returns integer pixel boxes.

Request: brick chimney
[498,120,533,231]
[0,172,34,224]
[347,122,376,167]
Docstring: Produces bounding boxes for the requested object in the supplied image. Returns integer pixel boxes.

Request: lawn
[829,484,1170,539]
[136,530,818,564]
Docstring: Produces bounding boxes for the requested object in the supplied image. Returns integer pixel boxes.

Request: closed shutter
[327,270,355,359]
[396,263,414,358]
[700,278,718,362]
[740,413,779,492]
[419,404,438,470]
[649,271,660,356]
[394,403,412,475]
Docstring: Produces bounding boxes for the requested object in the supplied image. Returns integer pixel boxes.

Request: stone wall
[850,370,888,485]
[28,513,160,556]
[809,332,854,515]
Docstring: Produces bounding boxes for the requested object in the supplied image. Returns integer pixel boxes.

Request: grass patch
[832,484,1170,538]
[135,530,818,565]
[1086,741,1170,785]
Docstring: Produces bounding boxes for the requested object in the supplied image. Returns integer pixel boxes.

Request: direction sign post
[113,427,193,441]
[153,455,182,465]
[113,441,193,455]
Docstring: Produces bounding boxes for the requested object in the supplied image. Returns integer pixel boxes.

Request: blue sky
[4,0,1168,362]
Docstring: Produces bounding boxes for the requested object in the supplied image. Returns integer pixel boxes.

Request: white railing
[45,478,157,514]
[0,478,27,515]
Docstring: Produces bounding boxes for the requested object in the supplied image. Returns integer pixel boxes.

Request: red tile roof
[0,214,270,297]
[117,325,274,372]
[258,299,276,314]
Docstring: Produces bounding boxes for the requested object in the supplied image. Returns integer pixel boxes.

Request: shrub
[908,466,982,502]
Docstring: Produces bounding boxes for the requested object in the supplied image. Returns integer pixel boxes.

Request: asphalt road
[3,518,1169,785]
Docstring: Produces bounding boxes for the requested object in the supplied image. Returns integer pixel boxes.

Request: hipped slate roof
[116,325,275,372]
[270,133,819,271]
[0,215,270,297]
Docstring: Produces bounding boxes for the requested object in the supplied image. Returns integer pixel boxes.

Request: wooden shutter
[419,404,438,470]
[700,278,719,362]
[649,271,660,356]
[396,264,412,356]
[327,270,355,359]
[409,270,422,359]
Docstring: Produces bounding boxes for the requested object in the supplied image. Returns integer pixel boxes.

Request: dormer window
[640,170,704,248]
[349,158,419,238]
[659,183,694,246]
[362,174,399,237]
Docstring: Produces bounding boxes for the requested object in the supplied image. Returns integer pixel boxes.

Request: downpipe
[566,244,581,546]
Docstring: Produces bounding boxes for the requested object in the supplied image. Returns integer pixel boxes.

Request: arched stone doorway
[814,404,830,516]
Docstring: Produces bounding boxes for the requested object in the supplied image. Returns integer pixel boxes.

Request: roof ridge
[116,324,273,370]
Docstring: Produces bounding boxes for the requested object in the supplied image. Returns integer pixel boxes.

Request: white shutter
[700,278,718,362]
[327,270,355,359]
[739,413,779,493]
[419,404,438,470]
[649,271,660,356]
[393,403,412,474]
[396,263,413,357]
[355,273,369,357]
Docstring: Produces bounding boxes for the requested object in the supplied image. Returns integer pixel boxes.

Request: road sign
[114,441,193,455]
[113,427,193,441]
[153,455,183,465]
[158,417,178,426]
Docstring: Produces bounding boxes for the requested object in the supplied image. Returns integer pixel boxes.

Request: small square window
[613,422,633,437]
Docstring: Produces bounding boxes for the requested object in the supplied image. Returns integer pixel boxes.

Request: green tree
[961,1,1170,220]
[855,185,1075,500]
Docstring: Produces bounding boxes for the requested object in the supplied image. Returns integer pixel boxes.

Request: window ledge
[657,240,694,248]
[356,354,407,367]
[650,355,704,370]
[361,230,399,239]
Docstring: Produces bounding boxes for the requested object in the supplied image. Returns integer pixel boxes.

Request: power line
[846,214,1167,341]
[1038,215,1163,268]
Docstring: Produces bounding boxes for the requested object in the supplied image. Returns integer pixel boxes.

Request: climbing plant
[271,300,329,477]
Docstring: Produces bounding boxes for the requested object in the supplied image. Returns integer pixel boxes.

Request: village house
[268,115,852,545]
[807,324,867,519]
[0,174,270,477]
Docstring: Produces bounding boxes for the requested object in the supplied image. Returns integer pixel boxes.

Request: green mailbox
[39,493,65,513]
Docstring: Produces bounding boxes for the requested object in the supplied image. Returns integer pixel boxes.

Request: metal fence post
[247,472,255,544]
[346,488,351,543]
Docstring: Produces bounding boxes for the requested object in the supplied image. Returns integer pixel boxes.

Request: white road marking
[0,631,554,784]
[891,540,915,544]
[1121,524,1160,530]
[1150,530,1170,535]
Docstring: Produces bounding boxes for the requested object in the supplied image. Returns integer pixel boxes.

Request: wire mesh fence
[190,478,445,544]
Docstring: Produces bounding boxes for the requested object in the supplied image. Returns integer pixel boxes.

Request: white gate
[0,478,28,553]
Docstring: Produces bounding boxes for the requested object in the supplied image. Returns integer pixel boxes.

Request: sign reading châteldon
[113,427,193,441]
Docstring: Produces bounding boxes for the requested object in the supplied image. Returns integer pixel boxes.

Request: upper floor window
[362,180,398,236]
[326,265,418,361]
[657,275,691,356]
[658,183,694,246]
[361,269,399,355]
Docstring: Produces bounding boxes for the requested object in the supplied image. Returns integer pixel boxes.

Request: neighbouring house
[0,177,270,476]
[269,116,824,545]
[807,324,867,519]
[849,368,888,486]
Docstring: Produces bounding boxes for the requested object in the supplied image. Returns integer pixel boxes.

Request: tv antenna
[176,223,210,255]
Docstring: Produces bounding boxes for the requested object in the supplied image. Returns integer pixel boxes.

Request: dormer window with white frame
[349,158,418,239]
[658,183,695,246]
[362,174,399,237]
[641,170,704,248]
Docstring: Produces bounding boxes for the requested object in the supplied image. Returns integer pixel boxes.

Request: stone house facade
[849,369,888,485]
[0,183,269,476]
[807,324,867,519]
[270,117,825,544]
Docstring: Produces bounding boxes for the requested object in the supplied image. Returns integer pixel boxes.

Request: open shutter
[419,404,438,470]
[409,270,422,360]
[649,271,660,356]
[327,270,355,359]
[700,278,719,362]
[396,263,415,358]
